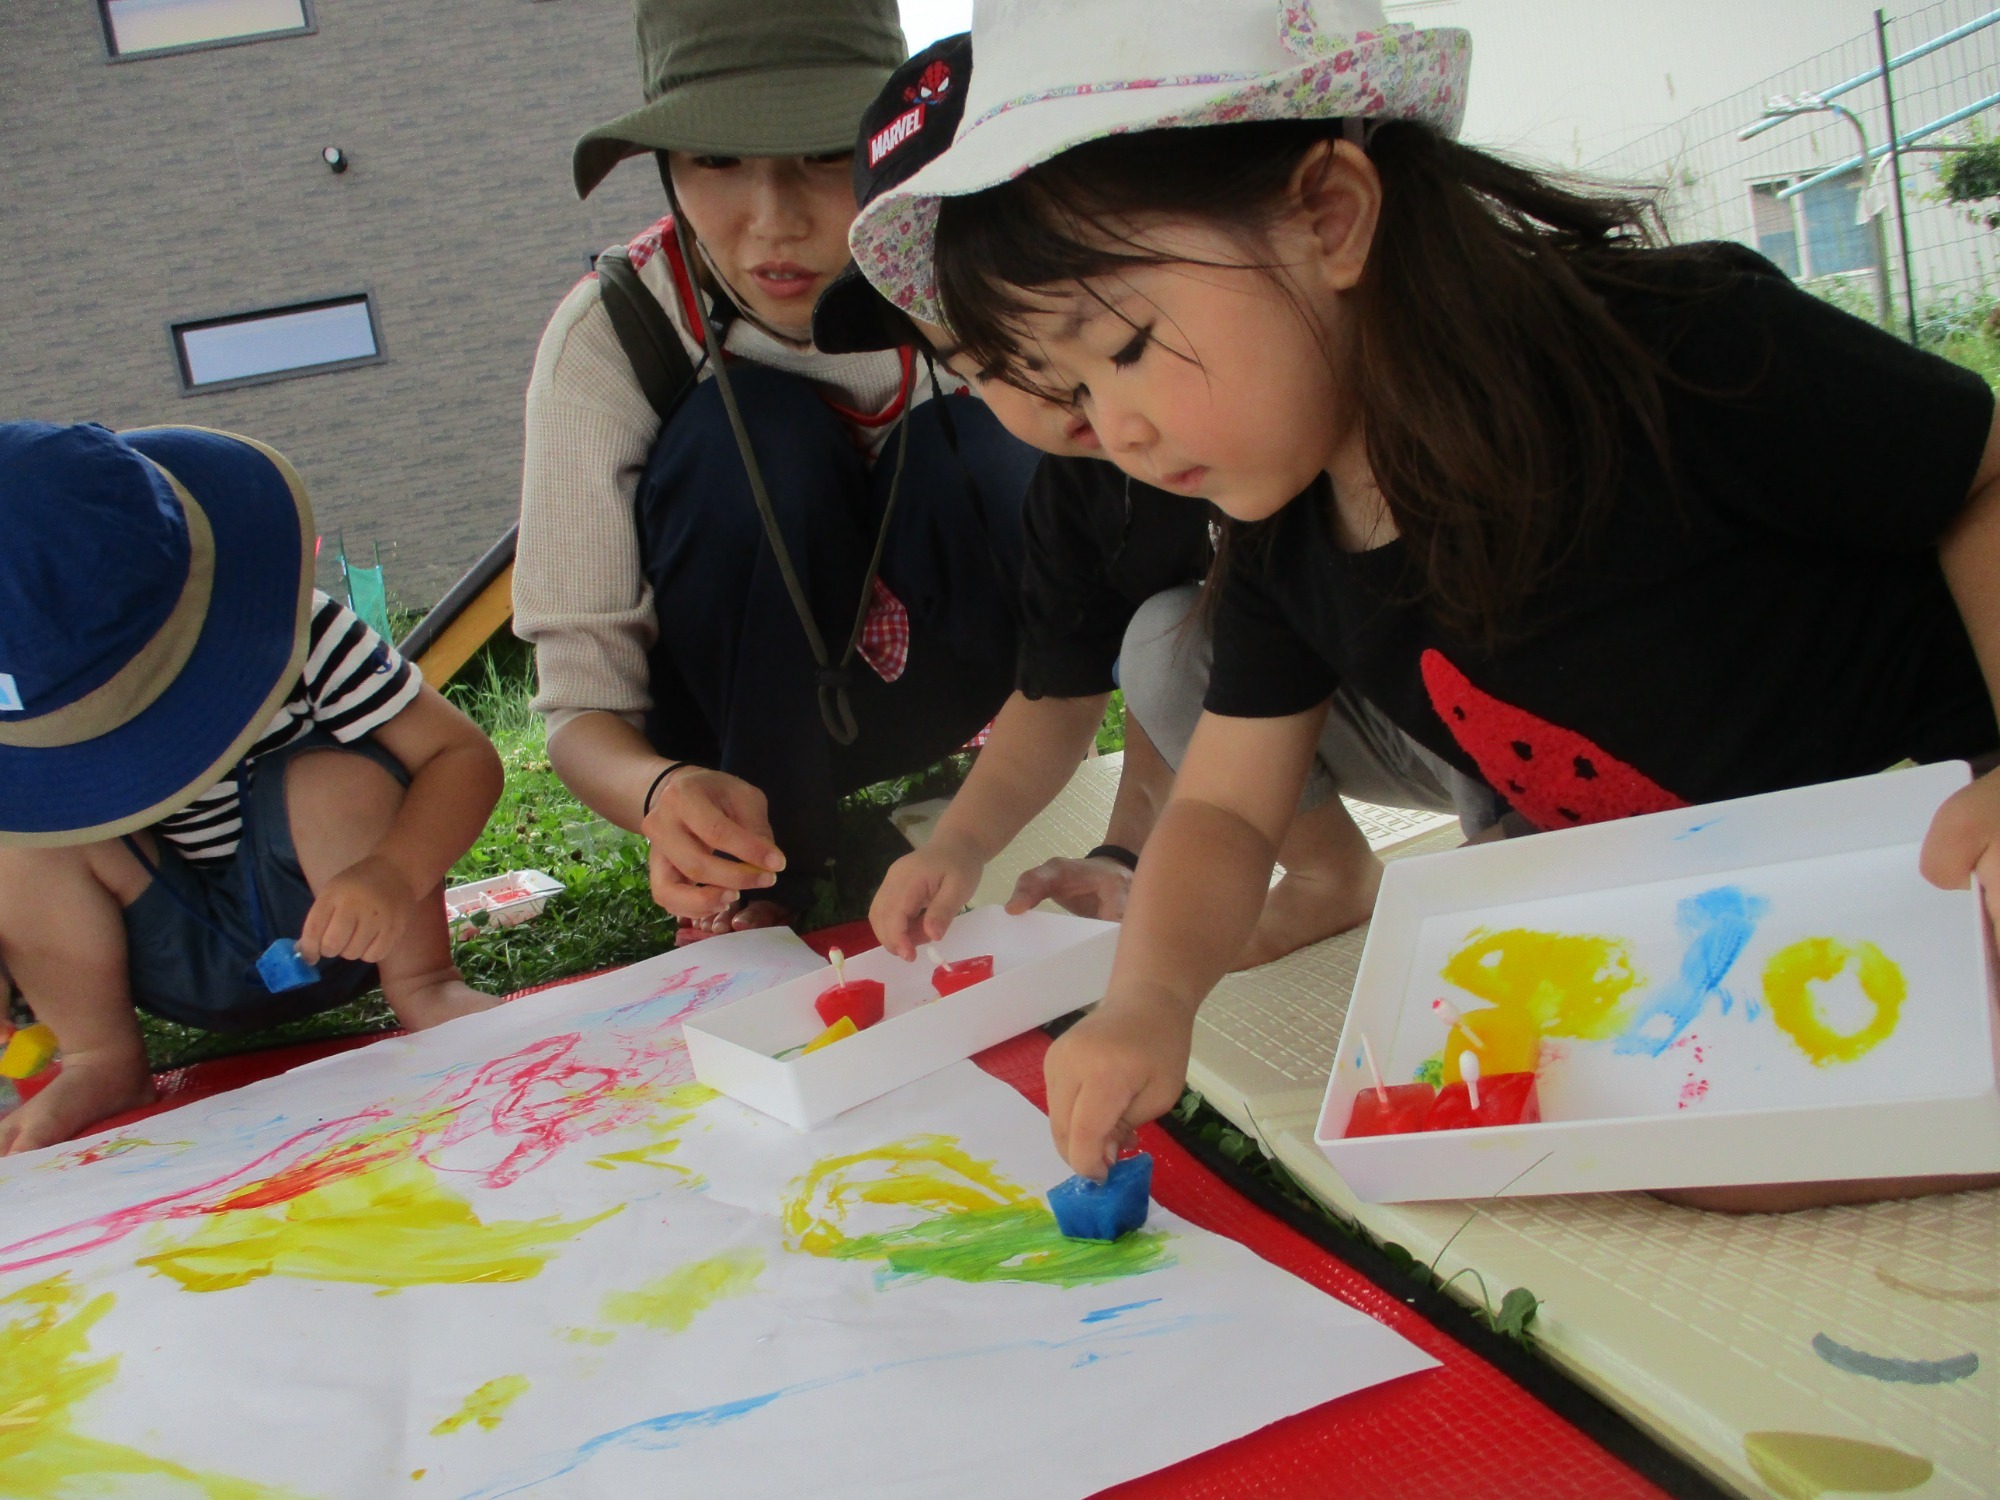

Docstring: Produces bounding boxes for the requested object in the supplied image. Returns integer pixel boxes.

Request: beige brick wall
[1,0,668,602]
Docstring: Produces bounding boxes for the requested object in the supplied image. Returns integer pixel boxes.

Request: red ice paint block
[1423,1072,1541,1131]
[1342,1083,1438,1138]
[814,979,885,1032]
[931,955,994,996]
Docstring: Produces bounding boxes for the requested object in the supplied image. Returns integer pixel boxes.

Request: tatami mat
[982,760,2000,1500]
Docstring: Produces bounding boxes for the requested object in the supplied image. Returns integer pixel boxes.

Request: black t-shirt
[1018,455,1215,698]
[1207,249,1997,830]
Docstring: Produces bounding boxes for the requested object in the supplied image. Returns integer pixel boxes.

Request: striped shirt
[156,592,420,864]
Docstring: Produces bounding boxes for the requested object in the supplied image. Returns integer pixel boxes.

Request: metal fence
[1592,1,2000,343]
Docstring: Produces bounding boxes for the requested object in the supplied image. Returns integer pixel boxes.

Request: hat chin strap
[0,461,215,750]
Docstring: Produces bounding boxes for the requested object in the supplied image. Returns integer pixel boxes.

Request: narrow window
[172,295,382,393]
[1748,181,1801,279]
[100,0,311,60]
[1796,168,1878,278]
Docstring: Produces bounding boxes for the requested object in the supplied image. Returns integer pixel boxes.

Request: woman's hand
[870,836,984,960]
[639,767,787,922]
[1005,855,1135,922]
[1044,985,1194,1178]
[1919,764,2000,940]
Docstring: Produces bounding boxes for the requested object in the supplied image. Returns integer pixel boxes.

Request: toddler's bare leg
[0,841,157,1152]
[1236,797,1383,970]
[285,750,502,1030]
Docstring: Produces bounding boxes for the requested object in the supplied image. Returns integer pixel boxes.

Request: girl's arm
[1921,402,2000,932]
[1046,704,1328,1177]
[871,690,1107,957]
[549,713,784,923]
[298,685,504,964]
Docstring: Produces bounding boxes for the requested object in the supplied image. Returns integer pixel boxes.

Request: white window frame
[98,0,316,63]
[169,293,385,395]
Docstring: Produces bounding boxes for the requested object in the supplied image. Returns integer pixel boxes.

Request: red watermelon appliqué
[1420,649,1687,830]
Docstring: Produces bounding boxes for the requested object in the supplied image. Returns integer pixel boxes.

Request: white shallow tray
[1317,762,2000,1201]
[685,905,1117,1129]
[445,868,564,942]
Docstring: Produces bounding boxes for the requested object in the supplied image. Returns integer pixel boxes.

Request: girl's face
[992,141,1380,522]
[668,151,858,343]
[911,316,1102,458]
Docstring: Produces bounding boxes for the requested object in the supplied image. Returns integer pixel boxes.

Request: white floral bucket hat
[849,0,1471,328]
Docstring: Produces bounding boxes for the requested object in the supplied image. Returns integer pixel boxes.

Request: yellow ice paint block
[0,1024,58,1080]
[801,1016,858,1055]
[1441,1007,1542,1084]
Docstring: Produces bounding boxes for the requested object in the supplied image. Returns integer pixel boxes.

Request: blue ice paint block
[256,939,320,993]
[1047,1153,1153,1242]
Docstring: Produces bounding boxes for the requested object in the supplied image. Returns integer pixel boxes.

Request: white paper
[1,929,1431,1498]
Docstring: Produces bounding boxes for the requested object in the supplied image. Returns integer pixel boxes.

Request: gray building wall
[2,0,667,603]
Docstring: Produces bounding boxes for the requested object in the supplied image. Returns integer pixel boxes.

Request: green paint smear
[431,1375,529,1437]
[1,1274,309,1499]
[600,1249,764,1334]
[139,1158,621,1292]
[1743,1431,1934,1500]
[827,1204,1175,1289]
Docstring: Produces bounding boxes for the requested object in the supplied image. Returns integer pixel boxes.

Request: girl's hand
[1005,856,1135,922]
[640,767,786,922]
[871,838,983,960]
[1919,765,2000,939]
[299,854,416,965]
[1045,986,1194,1178]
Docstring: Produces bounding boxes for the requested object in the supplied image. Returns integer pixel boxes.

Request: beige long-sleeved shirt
[514,215,926,744]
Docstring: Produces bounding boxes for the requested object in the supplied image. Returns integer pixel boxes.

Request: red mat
[44,923,1673,1500]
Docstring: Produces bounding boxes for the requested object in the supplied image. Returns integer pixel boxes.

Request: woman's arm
[1921,402,2000,934]
[1045,703,1328,1176]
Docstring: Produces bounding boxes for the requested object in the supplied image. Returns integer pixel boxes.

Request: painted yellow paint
[138,1158,621,1292]
[1440,928,1640,1041]
[0,1273,304,1499]
[784,1136,1172,1288]
[1743,1431,1933,1499]
[599,1249,765,1334]
[1440,1006,1543,1083]
[559,1327,617,1346]
[587,1083,719,1178]
[785,1135,1034,1257]
[430,1375,529,1437]
[1762,939,1905,1066]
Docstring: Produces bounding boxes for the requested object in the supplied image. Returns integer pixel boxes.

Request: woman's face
[668,151,859,343]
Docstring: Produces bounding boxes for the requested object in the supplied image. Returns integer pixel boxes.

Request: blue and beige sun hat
[0,422,315,847]
[849,0,1473,328]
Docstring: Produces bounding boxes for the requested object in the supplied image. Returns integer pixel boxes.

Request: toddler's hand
[870,839,983,960]
[1005,855,1134,922]
[1920,765,2000,942]
[1045,989,1194,1179]
[299,854,416,966]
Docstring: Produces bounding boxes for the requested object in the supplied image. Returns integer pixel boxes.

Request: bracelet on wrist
[642,760,704,818]
[1085,843,1140,872]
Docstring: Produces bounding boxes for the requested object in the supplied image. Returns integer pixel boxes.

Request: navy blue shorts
[121,730,409,1033]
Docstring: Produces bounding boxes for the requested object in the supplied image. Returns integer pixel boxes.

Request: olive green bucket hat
[574,0,907,198]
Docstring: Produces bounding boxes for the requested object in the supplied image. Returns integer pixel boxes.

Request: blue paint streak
[1812,1333,1980,1385]
[1081,1298,1162,1323]
[1614,886,1768,1057]
[1673,817,1726,841]
[458,1311,1223,1498]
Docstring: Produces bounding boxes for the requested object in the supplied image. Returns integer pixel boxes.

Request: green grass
[131,640,1124,1070]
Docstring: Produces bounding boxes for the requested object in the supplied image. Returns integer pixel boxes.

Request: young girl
[848,0,2000,1209]
[517,3,1037,941]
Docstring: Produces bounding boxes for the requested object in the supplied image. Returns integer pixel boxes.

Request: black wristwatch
[1085,843,1139,872]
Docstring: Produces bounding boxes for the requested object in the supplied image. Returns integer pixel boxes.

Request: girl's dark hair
[934,120,1720,643]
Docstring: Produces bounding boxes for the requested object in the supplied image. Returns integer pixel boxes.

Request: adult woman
[516,0,1037,937]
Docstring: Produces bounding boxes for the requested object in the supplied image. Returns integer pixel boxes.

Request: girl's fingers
[1064,1084,1132,1181]
[297,904,327,965]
